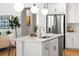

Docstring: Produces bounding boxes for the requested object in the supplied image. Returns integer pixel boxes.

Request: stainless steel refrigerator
[46,14,65,56]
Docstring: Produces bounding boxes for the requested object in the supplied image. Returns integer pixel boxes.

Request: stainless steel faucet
[38,26,45,37]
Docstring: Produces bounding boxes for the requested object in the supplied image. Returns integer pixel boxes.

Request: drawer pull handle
[54,45,56,51]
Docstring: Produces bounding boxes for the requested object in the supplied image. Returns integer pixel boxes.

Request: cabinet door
[49,38,58,56]
[67,4,76,23]
[50,42,58,56]
[66,33,73,48]
[16,40,23,56]
[75,4,79,23]
[73,34,79,49]
[42,41,50,56]
[48,3,66,14]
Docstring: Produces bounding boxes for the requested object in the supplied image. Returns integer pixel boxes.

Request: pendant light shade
[41,8,48,15]
[41,3,48,15]
[14,3,24,12]
[31,4,39,14]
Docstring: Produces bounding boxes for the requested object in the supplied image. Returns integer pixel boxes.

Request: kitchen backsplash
[67,23,79,34]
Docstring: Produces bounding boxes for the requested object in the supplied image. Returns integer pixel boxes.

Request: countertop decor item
[30,33,37,37]
[6,30,11,35]
[34,26,38,33]
[67,27,74,32]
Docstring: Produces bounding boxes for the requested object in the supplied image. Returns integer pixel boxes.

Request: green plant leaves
[9,15,20,29]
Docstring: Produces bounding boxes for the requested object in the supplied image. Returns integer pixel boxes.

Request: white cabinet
[48,3,66,14]
[66,33,74,48]
[42,38,58,56]
[42,41,50,56]
[16,38,59,56]
[72,34,79,49]
[67,4,76,23]
[67,4,79,23]
[66,33,79,49]
[50,42,58,56]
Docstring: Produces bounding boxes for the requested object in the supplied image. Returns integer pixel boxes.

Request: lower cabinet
[49,42,58,56]
[42,38,58,56]
[42,41,50,56]
[16,38,59,56]
[66,33,79,49]
[66,33,73,48]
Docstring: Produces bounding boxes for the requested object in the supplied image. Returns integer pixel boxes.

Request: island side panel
[24,41,43,56]
[16,40,23,56]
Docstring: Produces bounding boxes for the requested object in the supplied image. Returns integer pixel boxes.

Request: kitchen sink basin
[40,36,51,38]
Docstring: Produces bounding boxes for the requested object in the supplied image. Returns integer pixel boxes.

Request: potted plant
[0,32,1,36]
[9,15,20,37]
[34,26,38,33]
[6,30,11,35]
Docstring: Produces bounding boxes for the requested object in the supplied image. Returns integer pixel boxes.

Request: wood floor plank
[0,48,16,56]
[1,48,79,56]
[64,49,79,56]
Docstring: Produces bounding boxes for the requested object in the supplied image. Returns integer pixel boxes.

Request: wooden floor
[0,48,16,56]
[64,49,79,56]
[1,48,79,56]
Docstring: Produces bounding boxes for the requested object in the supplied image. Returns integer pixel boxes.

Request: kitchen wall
[66,3,79,33]
[48,3,66,14]
[0,3,46,36]
[0,3,66,36]
[0,3,21,37]
[21,3,47,36]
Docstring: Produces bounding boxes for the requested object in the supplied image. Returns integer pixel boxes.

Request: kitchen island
[16,33,64,56]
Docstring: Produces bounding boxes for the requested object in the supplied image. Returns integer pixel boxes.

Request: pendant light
[41,3,48,15]
[31,4,39,14]
[14,3,24,12]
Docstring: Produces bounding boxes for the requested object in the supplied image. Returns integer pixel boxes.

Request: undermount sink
[40,36,51,38]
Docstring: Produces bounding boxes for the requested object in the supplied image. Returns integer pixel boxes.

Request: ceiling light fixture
[14,3,24,12]
[41,3,48,15]
[31,4,39,14]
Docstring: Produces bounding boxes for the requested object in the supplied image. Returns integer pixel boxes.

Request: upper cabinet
[67,4,79,23]
[48,3,66,14]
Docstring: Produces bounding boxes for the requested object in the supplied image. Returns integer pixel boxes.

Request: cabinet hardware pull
[54,45,56,51]
[45,47,49,49]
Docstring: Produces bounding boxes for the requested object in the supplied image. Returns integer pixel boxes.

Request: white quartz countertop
[16,33,64,42]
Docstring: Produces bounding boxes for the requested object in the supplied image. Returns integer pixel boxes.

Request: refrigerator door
[56,15,64,34]
[47,14,65,34]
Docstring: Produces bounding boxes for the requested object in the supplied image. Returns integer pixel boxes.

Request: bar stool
[8,40,16,56]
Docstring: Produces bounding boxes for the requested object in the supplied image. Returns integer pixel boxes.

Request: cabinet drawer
[50,38,58,44]
[43,41,49,48]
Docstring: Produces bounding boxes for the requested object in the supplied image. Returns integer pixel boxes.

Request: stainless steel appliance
[46,14,65,56]
[46,14,65,34]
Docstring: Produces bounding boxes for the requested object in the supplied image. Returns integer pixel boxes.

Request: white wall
[0,3,66,36]
[0,3,21,16]
[0,3,21,37]
[48,3,66,14]
[23,3,47,35]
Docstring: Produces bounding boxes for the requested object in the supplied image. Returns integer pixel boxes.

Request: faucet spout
[38,26,45,38]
